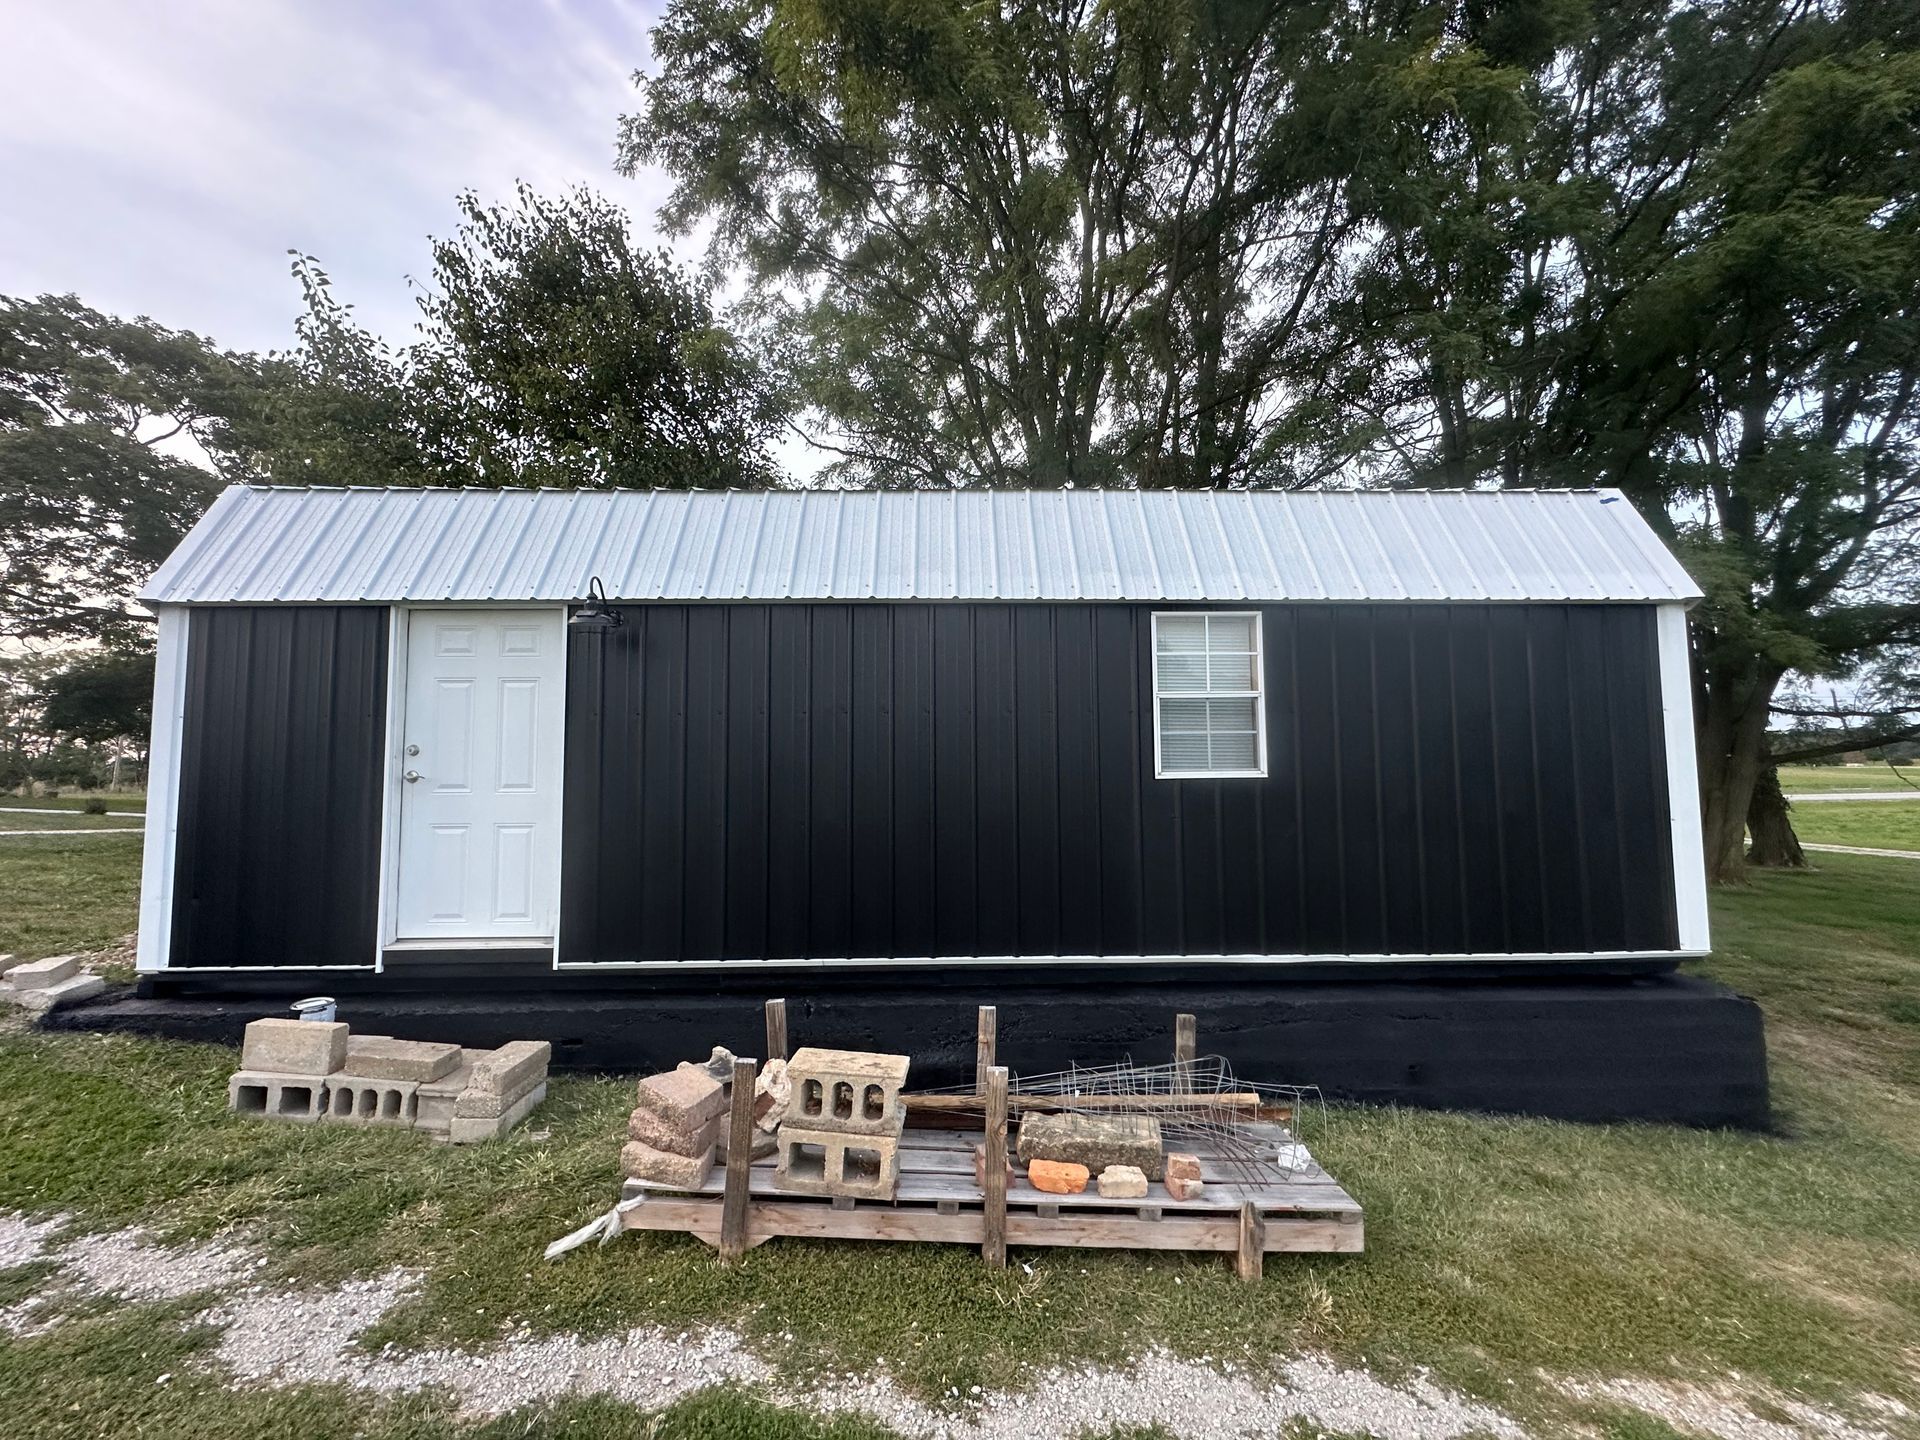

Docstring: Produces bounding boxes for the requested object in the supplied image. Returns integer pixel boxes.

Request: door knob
[404,770,422,783]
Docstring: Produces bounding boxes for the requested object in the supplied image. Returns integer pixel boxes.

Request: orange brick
[1027,1158,1089,1194]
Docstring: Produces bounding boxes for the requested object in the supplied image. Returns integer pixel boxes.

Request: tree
[39,649,153,749]
[257,187,789,490]
[621,0,1416,488]
[0,295,254,645]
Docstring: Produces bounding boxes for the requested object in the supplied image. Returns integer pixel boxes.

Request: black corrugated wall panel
[560,603,1678,964]
[171,606,387,968]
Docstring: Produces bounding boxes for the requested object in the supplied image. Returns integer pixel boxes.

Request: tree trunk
[1694,650,1785,885]
[1744,764,1807,868]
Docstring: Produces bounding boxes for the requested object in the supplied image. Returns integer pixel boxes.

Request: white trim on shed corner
[135,606,189,973]
[1658,602,1711,952]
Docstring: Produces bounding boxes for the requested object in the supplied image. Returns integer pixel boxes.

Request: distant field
[1791,798,1920,853]
[1779,764,1920,793]
[0,795,145,815]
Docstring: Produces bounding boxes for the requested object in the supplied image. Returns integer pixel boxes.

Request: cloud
[0,0,682,355]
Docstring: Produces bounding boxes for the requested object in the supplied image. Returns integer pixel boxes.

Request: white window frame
[1151,610,1269,780]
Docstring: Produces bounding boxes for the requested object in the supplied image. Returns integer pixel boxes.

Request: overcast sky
[0,1,684,357]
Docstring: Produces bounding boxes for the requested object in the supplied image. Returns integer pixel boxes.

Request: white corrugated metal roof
[140,486,1702,605]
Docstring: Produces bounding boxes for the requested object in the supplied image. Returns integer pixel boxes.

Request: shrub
[82,798,109,815]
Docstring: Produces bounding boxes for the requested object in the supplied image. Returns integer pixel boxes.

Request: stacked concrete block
[226,1019,549,1143]
[622,1065,727,1189]
[449,1041,552,1143]
[773,1047,911,1201]
[0,954,106,1013]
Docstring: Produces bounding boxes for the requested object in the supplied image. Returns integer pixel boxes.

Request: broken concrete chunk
[1097,1164,1150,1199]
[242,1018,349,1076]
[688,1045,736,1082]
[634,1066,726,1128]
[15,974,105,1013]
[1016,1111,1164,1180]
[753,1057,791,1131]
[1027,1158,1090,1194]
[621,1138,715,1190]
[627,1105,723,1158]
[1165,1174,1206,1201]
[7,955,79,989]
[342,1036,460,1083]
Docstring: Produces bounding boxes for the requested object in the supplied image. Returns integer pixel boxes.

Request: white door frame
[374,604,570,966]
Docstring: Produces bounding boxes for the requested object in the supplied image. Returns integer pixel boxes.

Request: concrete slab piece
[634,1066,725,1128]
[16,975,105,1013]
[241,1018,347,1076]
[461,1040,550,1103]
[8,955,79,989]
[342,1036,460,1083]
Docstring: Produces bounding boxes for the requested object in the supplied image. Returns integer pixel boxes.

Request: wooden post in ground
[719,1057,758,1262]
[975,1005,997,1095]
[983,1064,1008,1269]
[1236,1202,1265,1282]
[764,998,788,1063]
[1174,1012,1197,1065]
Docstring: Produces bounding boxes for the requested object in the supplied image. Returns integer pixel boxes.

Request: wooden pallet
[619,1120,1362,1275]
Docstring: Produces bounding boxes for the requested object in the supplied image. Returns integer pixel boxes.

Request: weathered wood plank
[982,1064,1007,1269]
[1236,1203,1266,1282]
[764,999,788,1063]
[1174,1012,1197,1066]
[975,1006,997,1095]
[719,1057,757,1262]
[904,1092,1260,1115]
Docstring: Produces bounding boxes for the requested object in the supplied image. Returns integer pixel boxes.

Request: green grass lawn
[0,793,147,813]
[1789,798,1920,852]
[1778,764,1920,793]
[1,837,1918,1437]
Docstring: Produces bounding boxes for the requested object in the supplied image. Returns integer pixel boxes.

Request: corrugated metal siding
[142,486,1703,605]
[559,601,1679,963]
[171,607,388,968]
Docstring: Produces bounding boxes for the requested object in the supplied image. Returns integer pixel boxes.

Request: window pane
[1207,697,1258,730]
[1207,615,1254,650]
[1160,730,1211,771]
[1156,616,1207,652]
[1208,653,1256,691]
[1156,653,1208,693]
[1210,731,1259,770]
[1159,698,1211,731]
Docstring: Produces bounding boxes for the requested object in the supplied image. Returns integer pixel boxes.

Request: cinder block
[342,1036,460,1083]
[228,1070,329,1123]
[634,1066,726,1128]
[413,1061,478,1137]
[459,1041,550,1106]
[773,1124,900,1200]
[320,1076,419,1127]
[15,975,105,1013]
[242,1018,347,1076]
[628,1105,723,1158]
[786,1047,910,1136]
[8,955,79,989]
[448,1082,547,1144]
[621,1135,714,1189]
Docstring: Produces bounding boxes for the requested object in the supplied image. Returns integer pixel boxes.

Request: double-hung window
[1151,612,1267,779]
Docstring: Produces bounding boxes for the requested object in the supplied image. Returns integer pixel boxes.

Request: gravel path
[0,1211,1904,1439]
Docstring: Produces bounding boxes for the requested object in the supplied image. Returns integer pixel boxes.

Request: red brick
[1027,1158,1089,1194]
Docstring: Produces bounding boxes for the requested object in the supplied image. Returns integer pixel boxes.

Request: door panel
[397,610,563,940]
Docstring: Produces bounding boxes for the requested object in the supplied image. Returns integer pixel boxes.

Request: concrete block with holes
[783,1047,910,1135]
[773,1124,902,1200]
[228,1070,329,1123]
[321,1076,420,1127]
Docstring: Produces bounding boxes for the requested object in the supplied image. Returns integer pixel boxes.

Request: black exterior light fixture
[568,576,624,633]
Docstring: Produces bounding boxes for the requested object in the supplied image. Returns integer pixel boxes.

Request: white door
[395,609,564,941]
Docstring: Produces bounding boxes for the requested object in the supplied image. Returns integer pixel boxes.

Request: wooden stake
[974,1005,997,1095]
[764,998,789,1063]
[1236,1202,1266,1283]
[983,1064,1008,1269]
[1174,1012,1197,1066]
[719,1056,758,1262]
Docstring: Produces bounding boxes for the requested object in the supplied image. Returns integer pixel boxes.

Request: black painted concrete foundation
[53,972,1769,1130]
